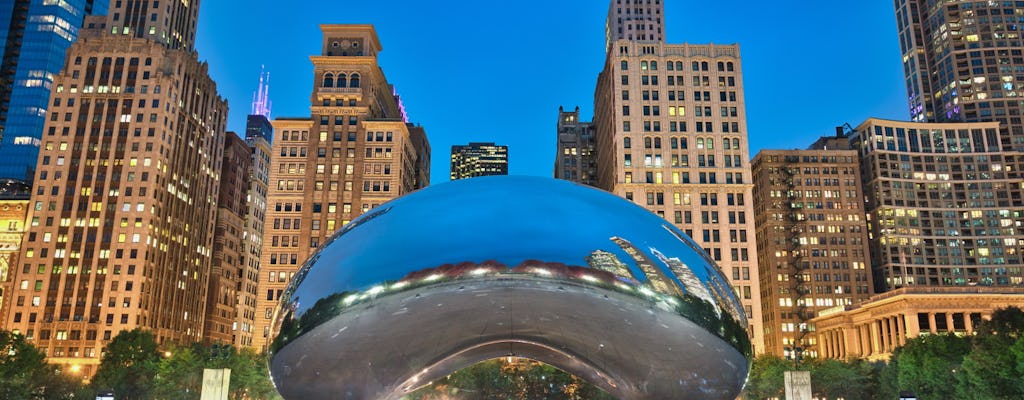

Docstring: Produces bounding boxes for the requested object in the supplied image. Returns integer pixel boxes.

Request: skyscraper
[850,118,1024,291]
[235,72,274,348]
[554,106,597,186]
[450,142,509,180]
[204,133,251,345]
[752,145,873,358]
[252,25,431,351]
[896,0,1024,153]
[605,0,664,51]
[3,0,227,374]
[0,0,109,181]
[594,0,763,353]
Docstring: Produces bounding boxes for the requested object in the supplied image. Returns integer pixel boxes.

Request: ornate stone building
[812,287,1024,360]
[594,0,763,353]
[253,25,431,351]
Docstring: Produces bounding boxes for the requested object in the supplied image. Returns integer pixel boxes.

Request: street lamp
[784,346,804,369]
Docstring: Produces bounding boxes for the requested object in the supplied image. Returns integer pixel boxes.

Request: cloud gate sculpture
[268,176,752,399]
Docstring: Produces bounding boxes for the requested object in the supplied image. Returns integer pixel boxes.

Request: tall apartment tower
[204,133,251,345]
[594,0,764,353]
[450,142,509,180]
[0,0,109,181]
[234,73,274,348]
[850,118,1024,291]
[253,25,431,351]
[752,146,873,358]
[605,0,664,51]
[896,0,1024,152]
[555,106,597,186]
[2,0,227,375]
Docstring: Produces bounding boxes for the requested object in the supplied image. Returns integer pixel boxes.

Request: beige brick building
[594,0,763,353]
[752,146,874,358]
[2,0,227,375]
[253,25,430,351]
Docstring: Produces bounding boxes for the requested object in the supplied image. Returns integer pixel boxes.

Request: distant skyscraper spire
[251,66,272,118]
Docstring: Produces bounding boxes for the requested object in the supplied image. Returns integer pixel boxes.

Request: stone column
[946,312,956,333]
[928,312,938,334]
[895,315,905,347]
[964,313,974,334]
[907,311,921,338]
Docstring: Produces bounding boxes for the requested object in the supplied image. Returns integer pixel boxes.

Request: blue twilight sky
[194,0,907,182]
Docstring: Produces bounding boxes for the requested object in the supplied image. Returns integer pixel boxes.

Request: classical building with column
[812,287,1024,360]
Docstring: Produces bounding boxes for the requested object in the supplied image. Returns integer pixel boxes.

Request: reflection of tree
[403,359,616,400]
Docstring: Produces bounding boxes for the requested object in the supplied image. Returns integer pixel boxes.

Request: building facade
[0,180,31,325]
[252,25,431,351]
[235,76,274,348]
[554,106,597,186]
[896,0,1024,154]
[850,118,1024,292]
[0,0,109,181]
[752,147,874,358]
[605,0,664,50]
[2,0,227,375]
[593,0,764,353]
[450,142,509,180]
[812,287,1024,361]
[204,133,251,345]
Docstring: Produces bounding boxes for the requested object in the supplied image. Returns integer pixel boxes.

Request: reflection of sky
[291,176,737,315]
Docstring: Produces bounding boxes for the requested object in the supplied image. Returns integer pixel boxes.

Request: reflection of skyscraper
[706,272,743,324]
[611,237,680,296]
[585,250,637,283]
[649,248,716,312]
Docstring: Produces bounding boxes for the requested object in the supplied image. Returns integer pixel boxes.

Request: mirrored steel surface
[269,176,751,399]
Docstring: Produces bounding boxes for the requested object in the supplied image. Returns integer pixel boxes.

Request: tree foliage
[957,306,1024,399]
[894,333,971,400]
[91,328,161,400]
[0,330,86,400]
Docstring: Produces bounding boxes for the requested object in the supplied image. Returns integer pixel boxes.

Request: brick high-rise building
[253,25,431,351]
[204,133,251,345]
[896,0,1024,154]
[555,106,597,186]
[450,142,509,180]
[594,0,764,353]
[752,145,873,359]
[0,0,109,181]
[2,0,227,375]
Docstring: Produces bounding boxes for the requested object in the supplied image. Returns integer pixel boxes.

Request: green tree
[740,355,789,400]
[958,306,1024,399]
[0,330,89,400]
[92,328,161,400]
[0,330,51,399]
[893,333,971,400]
[808,358,879,400]
[152,345,204,399]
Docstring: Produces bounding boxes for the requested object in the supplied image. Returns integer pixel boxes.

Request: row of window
[321,73,361,88]
[624,60,736,72]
